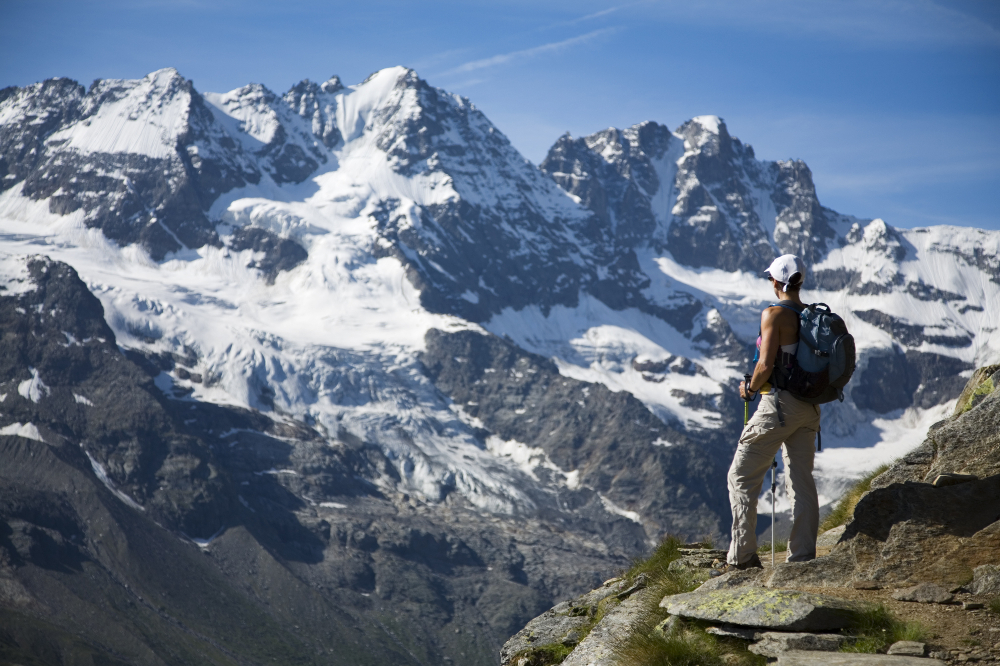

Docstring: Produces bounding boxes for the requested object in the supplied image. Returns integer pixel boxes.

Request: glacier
[1,63,998,542]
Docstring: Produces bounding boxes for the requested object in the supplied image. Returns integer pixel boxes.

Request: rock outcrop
[501,365,1000,665]
[768,365,1000,588]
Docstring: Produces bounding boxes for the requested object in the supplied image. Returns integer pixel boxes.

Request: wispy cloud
[577,6,622,21]
[445,27,620,75]
[409,48,471,73]
[645,0,1000,48]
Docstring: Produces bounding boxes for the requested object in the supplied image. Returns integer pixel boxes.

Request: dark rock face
[667,119,778,272]
[363,71,609,322]
[0,257,229,537]
[0,257,640,665]
[854,347,972,414]
[542,117,841,274]
[284,76,345,149]
[372,195,593,322]
[853,310,971,348]
[420,329,734,541]
[228,226,308,284]
[0,78,86,185]
[540,122,671,251]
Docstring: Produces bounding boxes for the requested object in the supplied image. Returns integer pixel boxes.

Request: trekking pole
[742,374,752,425]
[771,458,778,568]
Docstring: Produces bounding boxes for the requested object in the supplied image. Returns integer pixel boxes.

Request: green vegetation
[819,464,891,532]
[757,540,787,556]
[612,616,765,666]
[840,603,929,653]
[957,376,995,415]
[989,597,1000,615]
[954,364,1000,416]
[624,535,685,583]
[508,643,574,666]
[609,537,764,666]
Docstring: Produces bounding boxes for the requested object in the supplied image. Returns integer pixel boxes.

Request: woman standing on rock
[724,254,820,571]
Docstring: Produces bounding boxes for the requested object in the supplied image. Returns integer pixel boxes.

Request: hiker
[726,254,820,570]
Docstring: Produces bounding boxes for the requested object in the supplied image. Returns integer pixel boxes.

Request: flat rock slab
[748,632,846,658]
[661,588,859,631]
[886,641,925,656]
[775,651,946,665]
[891,582,953,604]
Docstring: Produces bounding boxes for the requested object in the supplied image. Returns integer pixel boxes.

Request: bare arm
[741,308,781,398]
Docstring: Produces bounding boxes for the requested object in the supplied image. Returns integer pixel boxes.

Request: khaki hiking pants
[727,389,820,566]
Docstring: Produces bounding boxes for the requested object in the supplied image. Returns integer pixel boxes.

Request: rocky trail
[502,366,1000,666]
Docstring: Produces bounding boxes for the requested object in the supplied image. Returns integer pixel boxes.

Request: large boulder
[660,588,859,631]
[972,564,1000,596]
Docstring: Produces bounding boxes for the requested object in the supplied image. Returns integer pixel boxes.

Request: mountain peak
[690,114,724,134]
[321,75,343,94]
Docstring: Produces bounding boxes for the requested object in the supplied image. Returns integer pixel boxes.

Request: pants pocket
[739,424,769,446]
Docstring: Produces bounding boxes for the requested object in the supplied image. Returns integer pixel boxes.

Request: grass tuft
[955,367,999,416]
[820,464,890,532]
[609,536,765,665]
[841,603,929,653]
[989,597,1000,615]
[757,540,787,555]
[610,612,766,666]
[624,535,684,583]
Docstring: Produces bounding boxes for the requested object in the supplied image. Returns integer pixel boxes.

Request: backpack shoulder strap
[769,302,803,315]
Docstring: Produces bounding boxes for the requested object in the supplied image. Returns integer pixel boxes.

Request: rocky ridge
[501,366,1000,665]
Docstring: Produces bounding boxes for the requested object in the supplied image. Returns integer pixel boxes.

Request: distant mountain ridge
[1,65,998,665]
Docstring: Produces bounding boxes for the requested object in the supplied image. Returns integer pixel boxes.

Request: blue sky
[3,0,998,229]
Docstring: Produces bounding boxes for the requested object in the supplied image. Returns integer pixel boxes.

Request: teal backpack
[771,302,856,405]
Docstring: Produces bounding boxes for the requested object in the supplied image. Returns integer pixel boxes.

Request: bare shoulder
[761,305,798,327]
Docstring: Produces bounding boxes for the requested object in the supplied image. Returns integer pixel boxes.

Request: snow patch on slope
[485,293,729,430]
[18,367,50,403]
[0,422,44,442]
[86,452,145,511]
[47,68,191,159]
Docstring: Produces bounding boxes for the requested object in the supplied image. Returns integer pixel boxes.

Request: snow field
[3,64,999,534]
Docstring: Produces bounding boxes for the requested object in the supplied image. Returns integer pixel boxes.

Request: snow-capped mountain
[1,65,998,665]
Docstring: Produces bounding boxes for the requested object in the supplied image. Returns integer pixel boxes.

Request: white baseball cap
[764,254,806,292]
